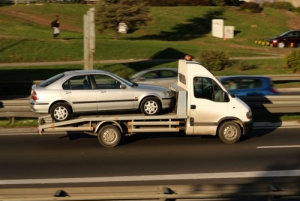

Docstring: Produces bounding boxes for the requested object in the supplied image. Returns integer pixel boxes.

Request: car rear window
[39,73,65,87]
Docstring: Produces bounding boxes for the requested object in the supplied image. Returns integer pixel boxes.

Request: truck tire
[50,102,72,122]
[141,97,161,115]
[218,121,241,144]
[278,42,285,48]
[98,125,121,148]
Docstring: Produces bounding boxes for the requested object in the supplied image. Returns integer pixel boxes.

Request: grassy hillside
[0,4,299,81]
[0,4,297,61]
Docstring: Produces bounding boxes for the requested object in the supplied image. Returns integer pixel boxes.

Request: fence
[1,95,300,123]
[0,183,299,200]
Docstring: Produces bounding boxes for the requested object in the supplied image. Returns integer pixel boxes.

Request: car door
[188,77,228,135]
[92,74,136,111]
[61,75,98,112]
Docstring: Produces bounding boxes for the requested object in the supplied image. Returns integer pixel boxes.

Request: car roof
[220,75,271,80]
[140,68,177,73]
[63,70,111,76]
[130,68,178,79]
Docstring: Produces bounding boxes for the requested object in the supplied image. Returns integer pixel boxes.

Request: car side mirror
[120,84,127,89]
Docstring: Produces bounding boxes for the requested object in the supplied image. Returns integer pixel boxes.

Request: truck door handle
[191,105,196,109]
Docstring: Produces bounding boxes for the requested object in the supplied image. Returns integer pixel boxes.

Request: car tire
[141,97,161,115]
[50,102,72,122]
[218,121,241,144]
[97,125,121,148]
[278,42,285,48]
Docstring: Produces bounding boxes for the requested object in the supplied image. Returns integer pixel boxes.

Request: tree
[95,0,151,40]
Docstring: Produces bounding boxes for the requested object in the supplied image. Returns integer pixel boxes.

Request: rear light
[271,88,279,94]
[32,90,38,100]
[272,39,278,44]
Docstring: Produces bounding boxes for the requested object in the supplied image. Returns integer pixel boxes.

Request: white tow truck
[38,59,252,147]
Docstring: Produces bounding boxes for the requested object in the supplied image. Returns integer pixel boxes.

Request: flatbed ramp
[38,113,187,134]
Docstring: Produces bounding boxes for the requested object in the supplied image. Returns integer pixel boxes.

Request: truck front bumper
[243,121,252,135]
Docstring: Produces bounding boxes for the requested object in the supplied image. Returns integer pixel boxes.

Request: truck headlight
[246,111,252,120]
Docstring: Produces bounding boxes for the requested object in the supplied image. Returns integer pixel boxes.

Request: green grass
[0,118,38,128]
[0,4,297,63]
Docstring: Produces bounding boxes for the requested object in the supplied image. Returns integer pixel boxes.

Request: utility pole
[84,8,95,70]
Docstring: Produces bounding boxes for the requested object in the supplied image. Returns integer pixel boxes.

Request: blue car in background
[219,75,279,97]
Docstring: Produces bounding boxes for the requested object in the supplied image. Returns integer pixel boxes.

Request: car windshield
[279,31,291,37]
[112,73,135,87]
[130,71,146,80]
[39,73,65,87]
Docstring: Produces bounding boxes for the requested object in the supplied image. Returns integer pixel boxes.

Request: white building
[244,0,300,7]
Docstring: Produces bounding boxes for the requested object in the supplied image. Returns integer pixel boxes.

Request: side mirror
[120,84,127,89]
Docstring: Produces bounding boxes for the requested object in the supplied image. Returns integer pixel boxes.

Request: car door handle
[191,105,196,109]
[101,91,107,93]
[65,91,71,94]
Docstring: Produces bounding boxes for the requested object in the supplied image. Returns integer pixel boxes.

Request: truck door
[188,76,228,135]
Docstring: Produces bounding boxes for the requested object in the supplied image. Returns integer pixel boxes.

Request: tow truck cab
[176,59,252,141]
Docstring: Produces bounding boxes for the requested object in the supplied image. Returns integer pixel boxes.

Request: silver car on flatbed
[30,70,175,122]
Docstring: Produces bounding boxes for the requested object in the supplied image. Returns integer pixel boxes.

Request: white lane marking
[257,145,300,149]
[1,170,300,185]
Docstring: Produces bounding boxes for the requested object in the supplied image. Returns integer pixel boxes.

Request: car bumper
[30,100,49,113]
[161,97,175,109]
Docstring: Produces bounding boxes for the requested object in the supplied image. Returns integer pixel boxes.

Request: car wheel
[278,42,285,48]
[141,97,161,115]
[50,102,72,122]
[218,121,241,144]
[97,125,121,148]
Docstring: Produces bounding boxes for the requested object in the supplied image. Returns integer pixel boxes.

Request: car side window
[238,78,262,89]
[62,75,91,90]
[160,70,177,78]
[93,74,121,89]
[143,71,159,79]
[194,77,224,102]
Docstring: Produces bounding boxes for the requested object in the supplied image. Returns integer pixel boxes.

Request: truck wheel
[141,97,161,115]
[218,121,241,144]
[278,42,285,48]
[98,125,121,148]
[50,102,72,122]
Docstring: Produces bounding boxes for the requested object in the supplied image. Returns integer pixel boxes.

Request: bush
[146,0,211,6]
[198,50,230,71]
[240,2,263,13]
[262,1,294,11]
[235,60,257,71]
[285,50,300,72]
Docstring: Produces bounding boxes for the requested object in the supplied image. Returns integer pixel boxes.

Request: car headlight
[165,90,175,97]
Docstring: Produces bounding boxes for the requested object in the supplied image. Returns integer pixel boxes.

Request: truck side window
[193,77,225,102]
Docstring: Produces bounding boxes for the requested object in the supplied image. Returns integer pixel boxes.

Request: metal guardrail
[1,95,300,123]
[0,183,299,200]
[241,95,300,113]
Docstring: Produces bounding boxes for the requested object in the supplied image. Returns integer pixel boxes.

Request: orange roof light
[184,55,192,61]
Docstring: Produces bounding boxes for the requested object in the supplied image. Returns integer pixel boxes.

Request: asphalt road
[0,127,299,188]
